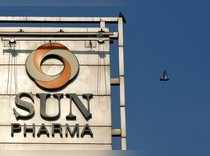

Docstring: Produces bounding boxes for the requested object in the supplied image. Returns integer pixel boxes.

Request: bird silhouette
[160,70,170,81]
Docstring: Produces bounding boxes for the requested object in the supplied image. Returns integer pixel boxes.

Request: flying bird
[160,70,170,81]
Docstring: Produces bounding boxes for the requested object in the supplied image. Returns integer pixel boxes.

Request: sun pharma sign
[0,31,111,150]
[13,42,93,138]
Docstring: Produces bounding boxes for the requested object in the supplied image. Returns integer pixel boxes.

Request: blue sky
[0,0,126,7]
[0,0,210,155]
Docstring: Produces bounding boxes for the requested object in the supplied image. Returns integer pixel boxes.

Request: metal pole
[118,18,127,150]
[0,16,118,23]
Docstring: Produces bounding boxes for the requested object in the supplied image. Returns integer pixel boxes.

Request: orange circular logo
[25,43,79,90]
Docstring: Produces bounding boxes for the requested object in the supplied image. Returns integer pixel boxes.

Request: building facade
[0,16,127,150]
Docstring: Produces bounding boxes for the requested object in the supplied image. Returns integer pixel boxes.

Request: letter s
[13,92,35,120]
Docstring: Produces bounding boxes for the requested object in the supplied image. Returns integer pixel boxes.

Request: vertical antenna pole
[118,18,127,150]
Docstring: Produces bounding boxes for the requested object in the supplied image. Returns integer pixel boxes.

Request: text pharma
[11,92,94,138]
